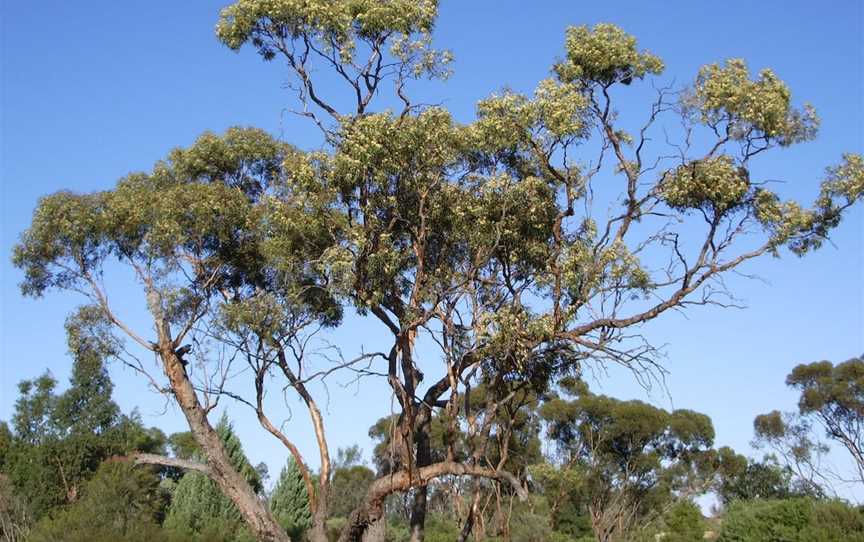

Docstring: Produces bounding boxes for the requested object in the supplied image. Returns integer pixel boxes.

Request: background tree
[270,458,312,540]
[713,448,815,506]
[540,379,716,541]
[329,448,377,520]
[1,309,165,520]
[787,356,864,481]
[752,411,829,496]
[752,355,864,493]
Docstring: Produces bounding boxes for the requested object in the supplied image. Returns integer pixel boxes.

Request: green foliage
[754,155,864,255]
[542,386,715,477]
[472,78,590,148]
[27,461,168,542]
[540,382,716,541]
[529,462,591,538]
[382,513,461,542]
[270,458,312,539]
[661,156,750,214]
[11,372,57,446]
[660,500,706,542]
[1,319,165,521]
[329,464,376,518]
[714,449,807,504]
[167,431,200,460]
[165,126,286,195]
[554,23,664,85]
[630,500,706,542]
[686,59,818,145]
[718,498,864,542]
[216,0,448,77]
[788,357,864,441]
[163,415,261,540]
[506,498,554,542]
[417,513,461,542]
[820,154,864,211]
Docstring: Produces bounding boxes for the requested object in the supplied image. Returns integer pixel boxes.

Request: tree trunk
[304,383,332,542]
[408,405,434,542]
[158,342,290,542]
[408,485,428,542]
[589,506,614,542]
[308,489,329,542]
[456,488,481,542]
[362,515,386,542]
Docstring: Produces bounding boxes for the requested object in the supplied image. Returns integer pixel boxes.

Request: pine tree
[270,458,311,539]
[164,415,262,540]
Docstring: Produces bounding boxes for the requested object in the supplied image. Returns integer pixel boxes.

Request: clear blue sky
[2,1,862,495]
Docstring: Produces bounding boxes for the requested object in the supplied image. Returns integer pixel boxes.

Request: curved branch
[338,462,526,542]
[128,452,211,475]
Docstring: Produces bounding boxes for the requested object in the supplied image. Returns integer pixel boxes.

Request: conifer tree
[270,458,312,539]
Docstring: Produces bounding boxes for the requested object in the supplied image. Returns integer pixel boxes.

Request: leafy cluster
[719,498,864,542]
[554,23,664,85]
[661,155,750,214]
[687,58,819,145]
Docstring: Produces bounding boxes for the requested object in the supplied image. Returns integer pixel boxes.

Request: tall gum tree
[213,4,863,540]
[12,2,864,541]
[13,128,304,542]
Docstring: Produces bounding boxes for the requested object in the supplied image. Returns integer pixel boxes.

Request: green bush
[27,461,169,542]
[719,498,864,542]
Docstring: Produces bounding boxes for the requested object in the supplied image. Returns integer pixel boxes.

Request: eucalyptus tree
[540,379,716,541]
[713,450,813,505]
[215,5,862,540]
[754,355,864,489]
[788,356,864,482]
[14,126,306,541]
[12,2,864,542]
